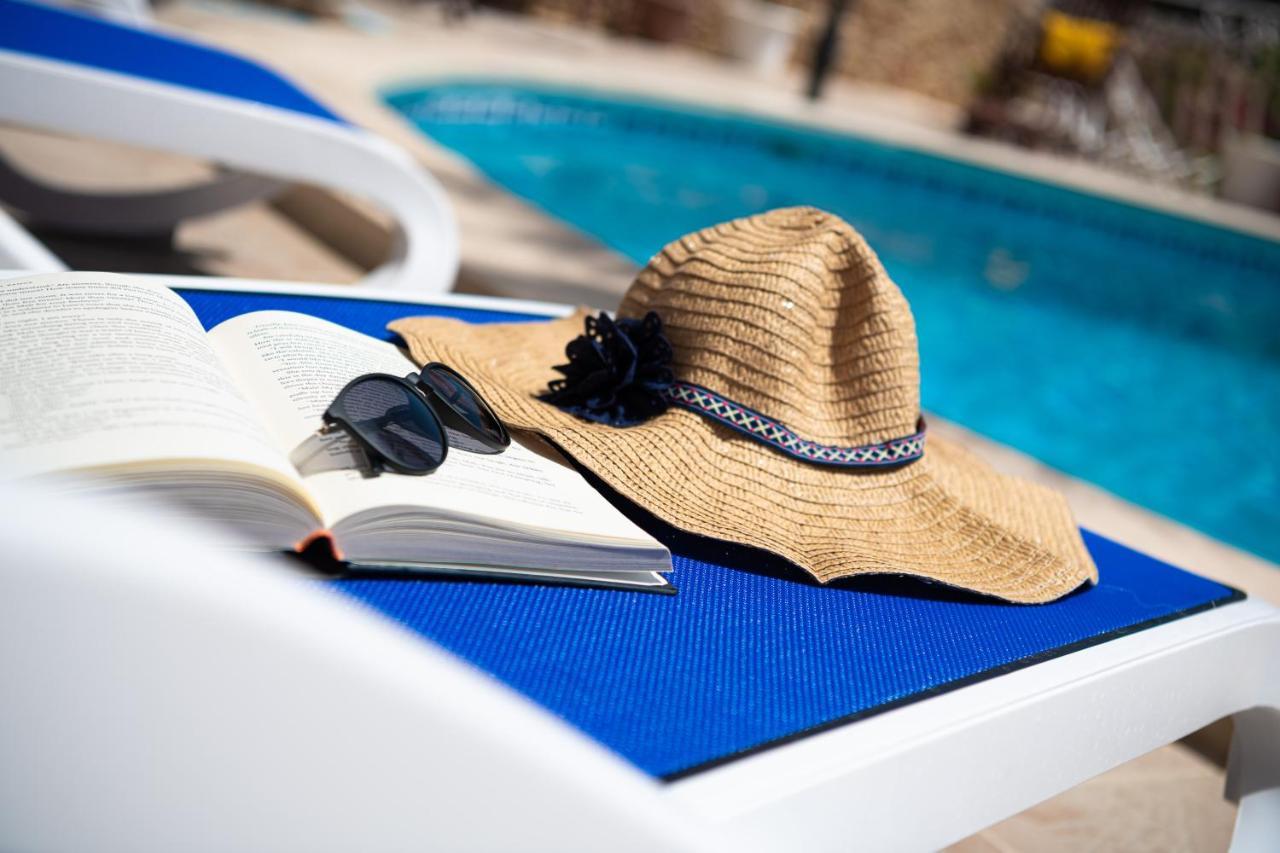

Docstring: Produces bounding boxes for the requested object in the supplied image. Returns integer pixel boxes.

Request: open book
[0,272,672,591]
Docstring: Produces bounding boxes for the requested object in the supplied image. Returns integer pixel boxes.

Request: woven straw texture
[392,208,1097,603]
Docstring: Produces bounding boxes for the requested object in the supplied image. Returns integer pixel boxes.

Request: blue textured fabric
[0,0,345,123]
[180,288,547,334]
[179,287,1242,780]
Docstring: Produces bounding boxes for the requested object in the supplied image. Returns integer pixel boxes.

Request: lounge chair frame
[0,0,458,291]
[1,274,1274,852]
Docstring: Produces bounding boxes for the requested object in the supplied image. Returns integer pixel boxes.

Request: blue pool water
[386,81,1280,565]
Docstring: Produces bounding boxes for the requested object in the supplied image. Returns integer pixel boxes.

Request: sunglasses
[319,363,510,475]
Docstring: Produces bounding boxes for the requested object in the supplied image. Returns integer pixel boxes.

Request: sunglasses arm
[289,425,377,477]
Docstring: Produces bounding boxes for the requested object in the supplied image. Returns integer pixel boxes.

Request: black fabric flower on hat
[538,311,674,426]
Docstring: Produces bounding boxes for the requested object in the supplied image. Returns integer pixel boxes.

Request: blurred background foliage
[463,0,1280,207]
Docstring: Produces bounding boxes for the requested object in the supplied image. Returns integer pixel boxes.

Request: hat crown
[619,207,920,447]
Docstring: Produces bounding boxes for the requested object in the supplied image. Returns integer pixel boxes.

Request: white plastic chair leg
[1227,706,1280,852]
[0,205,65,270]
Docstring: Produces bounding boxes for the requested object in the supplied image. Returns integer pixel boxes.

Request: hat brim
[391,311,1098,604]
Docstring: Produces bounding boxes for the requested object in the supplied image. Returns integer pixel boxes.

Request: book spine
[295,529,342,561]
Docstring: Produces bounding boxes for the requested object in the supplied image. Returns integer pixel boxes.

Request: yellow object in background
[1039,10,1120,83]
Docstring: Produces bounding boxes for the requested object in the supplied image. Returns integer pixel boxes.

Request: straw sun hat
[392,207,1097,603]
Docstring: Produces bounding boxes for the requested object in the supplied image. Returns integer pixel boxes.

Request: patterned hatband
[664,381,926,468]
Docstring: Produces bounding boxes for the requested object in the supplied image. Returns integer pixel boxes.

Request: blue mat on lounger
[180,287,1243,780]
[0,0,344,123]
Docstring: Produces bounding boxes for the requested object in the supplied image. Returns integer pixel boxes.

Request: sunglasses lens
[336,377,445,472]
[421,365,507,446]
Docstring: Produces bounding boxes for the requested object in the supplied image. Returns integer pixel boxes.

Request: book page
[209,311,658,542]
[0,273,299,482]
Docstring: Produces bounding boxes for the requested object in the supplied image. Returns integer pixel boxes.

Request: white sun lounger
[0,0,458,291]
[1,276,1276,853]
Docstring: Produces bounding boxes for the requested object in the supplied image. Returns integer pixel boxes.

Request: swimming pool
[386,81,1280,566]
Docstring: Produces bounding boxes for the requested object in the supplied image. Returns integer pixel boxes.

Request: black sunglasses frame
[322,363,510,476]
